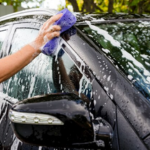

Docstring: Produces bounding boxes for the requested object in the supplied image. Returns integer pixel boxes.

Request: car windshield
[78,21,150,101]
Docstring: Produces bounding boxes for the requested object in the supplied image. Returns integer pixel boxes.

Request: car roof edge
[0,8,58,22]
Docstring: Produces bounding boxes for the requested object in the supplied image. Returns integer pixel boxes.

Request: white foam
[43,35,49,44]
[102,48,110,53]
[86,21,121,48]
[141,54,149,60]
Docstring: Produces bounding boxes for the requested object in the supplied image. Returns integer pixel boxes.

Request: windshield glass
[78,21,150,101]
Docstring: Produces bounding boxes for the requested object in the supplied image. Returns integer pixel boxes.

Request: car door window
[0,30,7,52]
[10,28,39,53]
[79,21,150,101]
[2,27,57,100]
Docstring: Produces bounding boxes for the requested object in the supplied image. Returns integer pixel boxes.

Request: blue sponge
[42,8,77,56]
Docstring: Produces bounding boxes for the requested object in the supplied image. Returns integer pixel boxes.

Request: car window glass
[53,48,92,102]
[79,21,150,101]
[2,28,57,101]
[0,30,7,52]
[10,28,39,53]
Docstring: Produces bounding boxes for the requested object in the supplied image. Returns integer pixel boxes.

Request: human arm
[0,13,62,83]
[0,45,40,83]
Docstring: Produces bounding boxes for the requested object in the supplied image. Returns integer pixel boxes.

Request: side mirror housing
[9,93,113,148]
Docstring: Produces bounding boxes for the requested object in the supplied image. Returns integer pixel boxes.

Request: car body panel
[65,20,150,148]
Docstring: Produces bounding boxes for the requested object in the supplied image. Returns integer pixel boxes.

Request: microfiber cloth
[42,8,77,55]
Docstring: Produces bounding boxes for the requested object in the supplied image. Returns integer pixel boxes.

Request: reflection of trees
[80,22,150,100]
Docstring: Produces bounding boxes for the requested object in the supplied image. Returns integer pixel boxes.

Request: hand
[30,13,63,53]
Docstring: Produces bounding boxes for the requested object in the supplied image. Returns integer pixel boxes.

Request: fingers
[43,13,63,30]
[49,13,63,25]
[45,31,60,41]
[35,14,62,50]
[48,25,61,32]
[40,13,62,32]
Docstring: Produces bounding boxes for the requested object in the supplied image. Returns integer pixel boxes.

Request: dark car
[0,8,150,150]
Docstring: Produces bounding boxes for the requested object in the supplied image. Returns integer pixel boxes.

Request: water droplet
[21,116,26,122]
[34,117,40,123]
[94,100,96,105]
[11,115,15,121]
[110,94,113,99]
[48,118,53,124]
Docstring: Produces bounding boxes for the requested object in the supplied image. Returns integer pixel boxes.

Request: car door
[0,20,96,149]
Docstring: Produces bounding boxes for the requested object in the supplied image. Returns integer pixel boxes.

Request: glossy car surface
[0,9,150,150]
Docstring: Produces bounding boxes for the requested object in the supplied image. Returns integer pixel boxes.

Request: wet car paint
[0,9,150,150]
[66,29,150,139]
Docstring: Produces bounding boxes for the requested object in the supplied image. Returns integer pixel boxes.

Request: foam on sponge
[42,8,77,56]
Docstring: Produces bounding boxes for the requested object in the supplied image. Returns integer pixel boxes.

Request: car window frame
[0,24,13,58]
[3,22,41,56]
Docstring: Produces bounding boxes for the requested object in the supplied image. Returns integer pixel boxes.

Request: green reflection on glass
[80,21,150,100]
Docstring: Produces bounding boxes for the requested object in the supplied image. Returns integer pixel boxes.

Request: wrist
[29,39,42,53]
[28,43,41,55]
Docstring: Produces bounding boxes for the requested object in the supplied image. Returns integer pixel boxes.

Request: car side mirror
[9,93,113,148]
